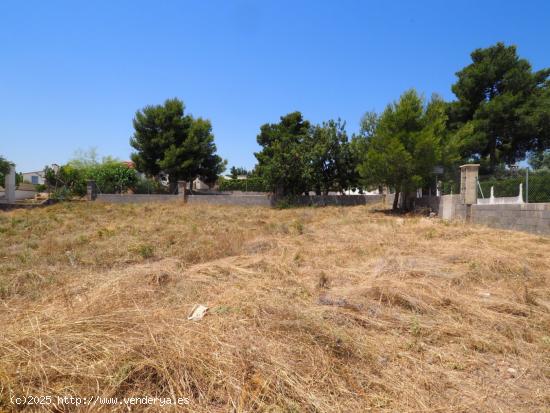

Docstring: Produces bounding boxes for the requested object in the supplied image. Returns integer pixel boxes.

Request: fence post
[526,168,529,203]
[459,164,480,222]
[5,165,16,203]
[86,180,97,201]
[177,181,188,203]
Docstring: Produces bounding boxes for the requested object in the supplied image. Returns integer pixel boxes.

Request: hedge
[218,178,269,192]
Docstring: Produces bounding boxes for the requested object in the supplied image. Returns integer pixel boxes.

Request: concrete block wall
[280,194,384,207]
[440,195,467,221]
[94,192,384,208]
[414,196,441,213]
[187,194,272,207]
[414,195,467,221]
[187,194,384,207]
[96,194,184,203]
[472,203,550,235]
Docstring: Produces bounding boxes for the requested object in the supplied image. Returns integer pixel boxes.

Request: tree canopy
[254,112,312,196]
[0,155,12,175]
[307,119,358,195]
[0,155,14,186]
[529,150,550,170]
[229,166,250,179]
[130,98,226,190]
[254,112,360,196]
[449,42,550,172]
[357,89,447,210]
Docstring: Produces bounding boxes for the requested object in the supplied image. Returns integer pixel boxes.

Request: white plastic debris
[188,304,209,321]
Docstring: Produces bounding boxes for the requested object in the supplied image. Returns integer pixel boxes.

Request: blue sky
[1,0,549,173]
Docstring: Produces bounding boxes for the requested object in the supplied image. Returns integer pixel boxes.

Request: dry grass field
[0,202,549,412]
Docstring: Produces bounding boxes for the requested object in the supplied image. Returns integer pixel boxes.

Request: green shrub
[134,244,154,259]
[274,195,301,209]
[525,171,550,203]
[49,187,75,201]
[45,164,87,197]
[218,177,269,192]
[88,162,138,194]
[44,161,138,198]
[133,178,170,194]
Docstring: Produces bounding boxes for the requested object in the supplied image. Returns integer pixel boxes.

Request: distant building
[22,170,44,185]
[22,164,59,185]
[193,177,211,190]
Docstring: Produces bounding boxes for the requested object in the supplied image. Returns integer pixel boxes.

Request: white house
[193,177,211,190]
[22,170,45,185]
[22,164,59,185]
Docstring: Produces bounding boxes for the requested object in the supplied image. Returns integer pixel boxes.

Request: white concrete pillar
[459,164,480,205]
[518,183,524,204]
[459,164,480,223]
[5,165,16,203]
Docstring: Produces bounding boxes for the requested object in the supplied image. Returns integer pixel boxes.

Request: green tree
[229,166,250,179]
[307,119,358,194]
[0,155,14,186]
[0,155,11,174]
[353,112,380,193]
[449,42,550,172]
[255,112,312,196]
[130,98,226,191]
[358,89,446,210]
[359,111,379,139]
[529,150,550,170]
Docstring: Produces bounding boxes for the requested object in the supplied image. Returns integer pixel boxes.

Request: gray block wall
[414,196,441,213]
[187,194,272,206]
[413,194,467,221]
[472,203,550,235]
[93,193,384,208]
[278,194,384,207]
[96,194,184,203]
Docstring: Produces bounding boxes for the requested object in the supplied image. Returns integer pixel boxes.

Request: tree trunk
[315,185,321,196]
[392,190,400,211]
[402,192,412,212]
[489,137,497,173]
[169,177,178,194]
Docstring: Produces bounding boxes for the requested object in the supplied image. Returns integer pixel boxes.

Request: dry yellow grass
[0,202,549,412]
